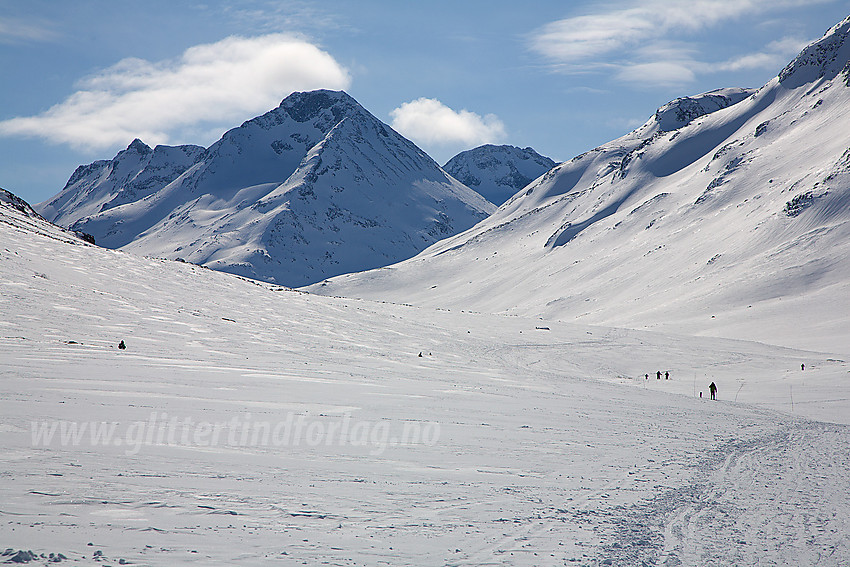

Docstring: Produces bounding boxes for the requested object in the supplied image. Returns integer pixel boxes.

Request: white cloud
[0,34,351,150]
[529,0,829,86]
[389,98,506,148]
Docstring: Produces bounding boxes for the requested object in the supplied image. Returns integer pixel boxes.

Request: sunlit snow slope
[38,90,495,287]
[312,19,850,353]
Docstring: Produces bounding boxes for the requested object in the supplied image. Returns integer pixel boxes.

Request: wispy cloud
[616,61,697,87]
[0,34,351,150]
[529,0,830,87]
[389,98,506,149]
[216,0,347,34]
[0,16,58,43]
[708,37,810,72]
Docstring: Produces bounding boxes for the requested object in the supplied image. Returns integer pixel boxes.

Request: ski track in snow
[599,423,850,566]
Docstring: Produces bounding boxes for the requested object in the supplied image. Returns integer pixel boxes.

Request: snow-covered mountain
[443,144,556,205]
[38,141,206,229]
[38,90,495,287]
[310,17,850,353]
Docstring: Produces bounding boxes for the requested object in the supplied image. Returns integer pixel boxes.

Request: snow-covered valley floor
[2,207,849,565]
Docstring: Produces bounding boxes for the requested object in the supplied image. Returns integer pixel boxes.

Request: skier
[118,340,126,350]
[801,363,805,371]
[657,370,661,380]
[665,371,669,380]
[709,381,717,400]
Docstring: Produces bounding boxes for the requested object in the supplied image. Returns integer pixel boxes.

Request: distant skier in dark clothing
[657,371,661,380]
[709,382,717,400]
[801,363,805,371]
[118,340,126,350]
[665,371,669,380]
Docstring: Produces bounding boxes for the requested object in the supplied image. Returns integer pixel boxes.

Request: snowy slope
[3,186,850,566]
[38,90,495,287]
[1,187,45,220]
[1,187,95,245]
[310,18,850,354]
[443,144,556,205]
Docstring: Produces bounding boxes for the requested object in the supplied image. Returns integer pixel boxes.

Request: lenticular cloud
[0,34,351,150]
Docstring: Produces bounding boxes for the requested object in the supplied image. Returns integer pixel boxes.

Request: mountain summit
[310,18,850,352]
[444,145,556,206]
[39,90,495,287]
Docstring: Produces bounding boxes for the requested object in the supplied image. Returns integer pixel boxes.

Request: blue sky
[1,0,848,205]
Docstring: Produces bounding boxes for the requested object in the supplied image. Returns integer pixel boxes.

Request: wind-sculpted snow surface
[444,144,557,205]
[3,187,850,565]
[311,17,850,354]
[38,90,495,287]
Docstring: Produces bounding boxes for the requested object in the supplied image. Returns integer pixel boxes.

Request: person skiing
[665,371,669,380]
[709,381,717,400]
[118,340,126,350]
[657,370,661,380]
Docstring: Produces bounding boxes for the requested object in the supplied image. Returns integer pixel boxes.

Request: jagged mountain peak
[228,90,363,137]
[109,139,153,171]
[123,138,152,155]
[278,89,361,122]
[779,15,850,89]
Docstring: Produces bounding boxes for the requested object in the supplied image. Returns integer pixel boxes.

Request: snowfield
[2,191,849,566]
